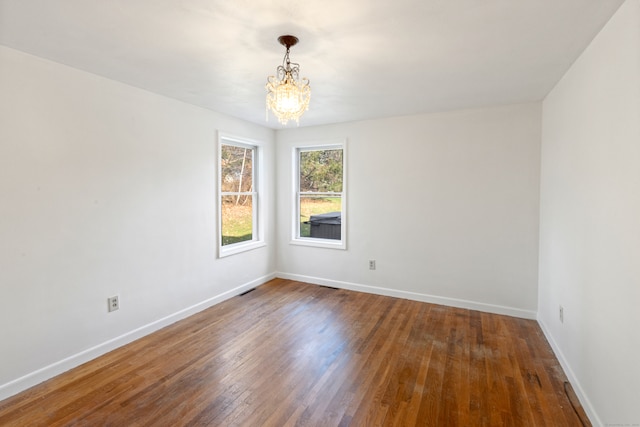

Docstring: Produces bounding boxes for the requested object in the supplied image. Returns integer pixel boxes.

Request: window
[292,142,346,249]
[218,135,264,257]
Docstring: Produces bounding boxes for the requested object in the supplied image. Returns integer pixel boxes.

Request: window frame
[217,133,265,258]
[291,140,347,250]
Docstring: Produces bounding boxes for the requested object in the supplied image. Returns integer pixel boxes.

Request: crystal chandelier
[266,35,311,125]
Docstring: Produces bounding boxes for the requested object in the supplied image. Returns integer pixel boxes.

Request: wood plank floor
[0,279,590,426]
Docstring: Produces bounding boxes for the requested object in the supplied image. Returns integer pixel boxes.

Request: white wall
[276,103,541,318]
[0,45,276,399]
[538,0,640,424]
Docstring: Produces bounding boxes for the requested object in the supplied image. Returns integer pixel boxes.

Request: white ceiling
[0,0,625,129]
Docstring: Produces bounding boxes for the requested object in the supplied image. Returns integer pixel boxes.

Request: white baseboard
[276,272,537,319]
[0,273,276,402]
[536,317,600,426]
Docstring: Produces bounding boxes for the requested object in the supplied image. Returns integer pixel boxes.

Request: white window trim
[218,133,266,258]
[291,139,347,250]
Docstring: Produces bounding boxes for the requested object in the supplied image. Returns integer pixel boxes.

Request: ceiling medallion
[266,35,311,125]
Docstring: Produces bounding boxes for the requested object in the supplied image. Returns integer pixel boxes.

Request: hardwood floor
[0,279,589,426]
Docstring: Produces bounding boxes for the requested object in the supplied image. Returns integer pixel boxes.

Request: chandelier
[266,35,311,125]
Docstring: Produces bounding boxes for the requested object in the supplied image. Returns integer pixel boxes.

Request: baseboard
[0,273,276,402]
[536,317,600,426]
[276,272,537,319]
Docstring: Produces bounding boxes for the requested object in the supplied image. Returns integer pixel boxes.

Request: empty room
[0,0,638,425]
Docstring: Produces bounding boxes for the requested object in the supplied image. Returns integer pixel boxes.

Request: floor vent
[238,288,256,296]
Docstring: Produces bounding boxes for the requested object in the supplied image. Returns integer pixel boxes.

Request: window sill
[290,238,346,250]
[218,241,266,258]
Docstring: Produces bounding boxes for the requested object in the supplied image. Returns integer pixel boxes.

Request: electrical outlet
[108,295,119,312]
[559,305,564,323]
[369,260,376,270]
